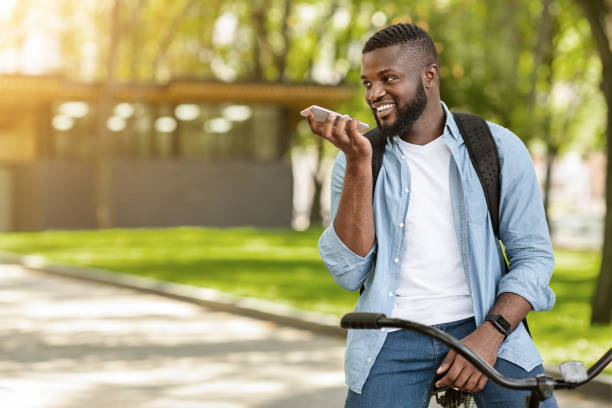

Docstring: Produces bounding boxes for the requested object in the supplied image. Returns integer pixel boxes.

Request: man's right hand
[306,111,372,163]
[306,110,375,257]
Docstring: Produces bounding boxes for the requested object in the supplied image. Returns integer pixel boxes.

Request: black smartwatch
[485,314,511,339]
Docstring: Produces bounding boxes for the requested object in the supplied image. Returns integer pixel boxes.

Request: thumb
[437,350,456,374]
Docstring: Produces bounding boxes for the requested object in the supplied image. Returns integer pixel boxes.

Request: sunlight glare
[107,116,127,132]
[213,12,237,46]
[52,115,74,131]
[21,30,61,74]
[0,0,16,23]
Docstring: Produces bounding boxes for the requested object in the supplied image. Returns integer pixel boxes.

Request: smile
[375,104,395,112]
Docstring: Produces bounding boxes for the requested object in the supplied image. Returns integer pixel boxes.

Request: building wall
[0,111,38,161]
[10,159,292,231]
[13,161,96,231]
[110,159,292,228]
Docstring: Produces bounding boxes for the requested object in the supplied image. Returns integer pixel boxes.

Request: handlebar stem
[533,374,555,403]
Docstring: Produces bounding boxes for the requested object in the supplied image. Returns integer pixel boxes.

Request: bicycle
[340,313,612,408]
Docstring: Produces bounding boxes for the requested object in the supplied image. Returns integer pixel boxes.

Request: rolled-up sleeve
[318,151,376,291]
[494,125,556,312]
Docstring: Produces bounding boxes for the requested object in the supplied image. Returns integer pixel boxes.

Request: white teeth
[375,104,395,112]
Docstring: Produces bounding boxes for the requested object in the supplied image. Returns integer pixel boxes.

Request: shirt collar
[440,101,462,142]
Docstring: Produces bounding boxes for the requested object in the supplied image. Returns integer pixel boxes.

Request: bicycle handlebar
[340,313,611,397]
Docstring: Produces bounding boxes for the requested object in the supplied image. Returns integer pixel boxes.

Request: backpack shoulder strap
[452,112,502,239]
[453,112,532,337]
[363,127,386,197]
[360,127,385,296]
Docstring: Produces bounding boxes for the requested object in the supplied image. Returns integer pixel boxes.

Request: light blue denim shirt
[318,102,555,394]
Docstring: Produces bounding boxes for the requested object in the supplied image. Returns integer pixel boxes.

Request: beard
[377,78,428,139]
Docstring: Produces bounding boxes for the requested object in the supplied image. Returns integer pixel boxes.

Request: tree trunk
[94,0,122,228]
[577,0,612,324]
[128,0,148,79]
[250,0,271,81]
[594,108,612,324]
[309,137,325,227]
[275,0,293,82]
[152,0,198,81]
[542,144,558,230]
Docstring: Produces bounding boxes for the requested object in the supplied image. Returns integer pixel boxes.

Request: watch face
[487,314,510,336]
[496,315,510,331]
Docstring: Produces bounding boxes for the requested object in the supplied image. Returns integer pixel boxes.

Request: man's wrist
[485,313,511,338]
[481,320,506,344]
[345,157,372,172]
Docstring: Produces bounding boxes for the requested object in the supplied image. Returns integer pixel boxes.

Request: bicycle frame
[340,313,612,408]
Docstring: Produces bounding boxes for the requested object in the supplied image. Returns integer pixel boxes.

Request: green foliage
[0,227,609,373]
[11,1,603,154]
[528,250,611,373]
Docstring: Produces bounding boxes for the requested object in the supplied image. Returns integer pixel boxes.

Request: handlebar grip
[340,313,387,329]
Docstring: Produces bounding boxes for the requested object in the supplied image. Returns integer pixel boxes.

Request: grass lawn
[0,226,609,373]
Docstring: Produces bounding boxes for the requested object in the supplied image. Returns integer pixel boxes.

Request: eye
[383,75,397,83]
[362,81,372,89]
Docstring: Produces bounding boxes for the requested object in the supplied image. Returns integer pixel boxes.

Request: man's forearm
[333,160,375,257]
[485,292,532,334]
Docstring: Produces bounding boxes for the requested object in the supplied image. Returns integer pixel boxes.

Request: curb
[0,251,347,339]
[0,250,609,401]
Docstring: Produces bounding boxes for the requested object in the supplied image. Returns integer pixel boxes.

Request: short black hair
[362,23,440,68]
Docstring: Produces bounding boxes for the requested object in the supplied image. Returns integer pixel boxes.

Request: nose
[367,82,386,104]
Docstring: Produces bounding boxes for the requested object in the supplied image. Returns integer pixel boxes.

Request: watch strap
[485,314,511,338]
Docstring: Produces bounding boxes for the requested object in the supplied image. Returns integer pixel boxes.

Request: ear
[422,64,439,88]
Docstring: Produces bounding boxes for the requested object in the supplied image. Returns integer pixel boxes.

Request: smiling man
[306,23,557,407]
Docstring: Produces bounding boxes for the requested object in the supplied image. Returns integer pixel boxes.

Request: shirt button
[367,357,373,363]
[404,188,409,193]
[401,155,405,160]
[399,222,404,228]
[388,292,393,297]
[394,258,399,263]
[380,328,386,332]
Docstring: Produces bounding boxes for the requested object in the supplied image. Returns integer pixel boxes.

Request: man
[306,23,557,407]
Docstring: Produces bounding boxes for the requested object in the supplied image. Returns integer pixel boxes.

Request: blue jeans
[345,317,558,408]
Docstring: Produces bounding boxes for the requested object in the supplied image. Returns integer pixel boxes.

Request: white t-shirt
[390,136,474,326]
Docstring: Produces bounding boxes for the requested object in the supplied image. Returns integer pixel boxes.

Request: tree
[95,0,123,228]
[577,0,612,324]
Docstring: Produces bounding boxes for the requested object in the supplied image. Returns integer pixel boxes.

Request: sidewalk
[0,253,610,407]
[0,265,348,408]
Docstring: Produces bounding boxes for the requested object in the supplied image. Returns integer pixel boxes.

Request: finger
[306,111,323,134]
[333,115,351,140]
[475,376,488,393]
[436,363,463,389]
[453,367,473,390]
[322,113,337,140]
[437,350,456,375]
[328,115,351,146]
[461,373,479,392]
[342,116,360,146]
[346,116,362,142]
[436,369,457,389]
[303,112,339,146]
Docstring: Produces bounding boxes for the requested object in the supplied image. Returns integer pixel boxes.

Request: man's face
[361,44,428,138]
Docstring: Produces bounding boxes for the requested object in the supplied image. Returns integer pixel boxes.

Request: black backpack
[362,112,531,335]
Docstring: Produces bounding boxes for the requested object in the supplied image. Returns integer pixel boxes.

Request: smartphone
[300,105,370,133]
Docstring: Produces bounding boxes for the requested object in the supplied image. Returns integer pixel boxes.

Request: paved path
[0,265,608,408]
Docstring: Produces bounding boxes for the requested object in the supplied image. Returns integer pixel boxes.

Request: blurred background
[0,1,610,406]
[0,0,605,243]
